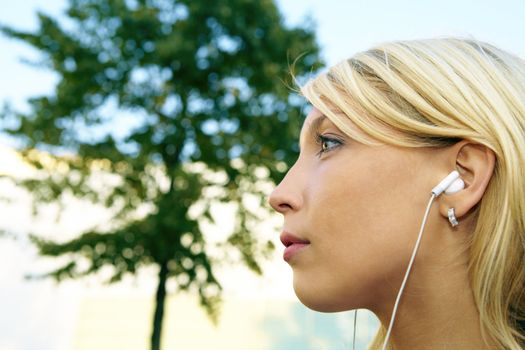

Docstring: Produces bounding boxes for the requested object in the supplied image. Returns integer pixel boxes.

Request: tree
[0,0,322,349]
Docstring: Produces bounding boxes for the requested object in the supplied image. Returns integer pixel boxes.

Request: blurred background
[0,1,524,349]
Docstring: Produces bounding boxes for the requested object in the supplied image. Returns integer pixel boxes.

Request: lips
[280,232,310,247]
[280,232,310,262]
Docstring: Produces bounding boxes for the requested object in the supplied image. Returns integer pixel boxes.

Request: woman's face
[269,107,446,313]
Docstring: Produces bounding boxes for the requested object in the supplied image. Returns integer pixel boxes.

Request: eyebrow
[299,114,327,152]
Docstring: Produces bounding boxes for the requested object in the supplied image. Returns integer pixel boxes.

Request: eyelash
[314,132,343,157]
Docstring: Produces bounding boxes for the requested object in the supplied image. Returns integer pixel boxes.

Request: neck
[371,236,495,349]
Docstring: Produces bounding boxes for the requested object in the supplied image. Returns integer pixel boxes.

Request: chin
[293,283,352,313]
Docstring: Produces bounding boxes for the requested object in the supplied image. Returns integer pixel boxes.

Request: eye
[315,133,343,157]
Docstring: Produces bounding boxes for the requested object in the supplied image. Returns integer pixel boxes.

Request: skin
[268,107,497,349]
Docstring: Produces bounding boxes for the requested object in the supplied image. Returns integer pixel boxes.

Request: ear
[438,141,496,222]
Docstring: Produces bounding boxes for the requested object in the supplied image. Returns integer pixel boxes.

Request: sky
[1,0,524,349]
[1,0,524,115]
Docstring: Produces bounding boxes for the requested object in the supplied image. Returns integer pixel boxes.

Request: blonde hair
[301,38,525,349]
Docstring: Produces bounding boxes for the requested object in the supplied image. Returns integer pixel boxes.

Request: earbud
[444,176,465,194]
[431,170,465,196]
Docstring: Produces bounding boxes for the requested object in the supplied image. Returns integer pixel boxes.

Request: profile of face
[268,107,456,314]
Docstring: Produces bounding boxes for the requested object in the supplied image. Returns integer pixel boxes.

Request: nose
[268,165,303,214]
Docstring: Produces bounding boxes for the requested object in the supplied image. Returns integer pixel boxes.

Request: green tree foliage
[1,0,322,348]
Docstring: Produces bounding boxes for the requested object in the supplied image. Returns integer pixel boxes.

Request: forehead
[299,106,388,149]
[299,108,326,149]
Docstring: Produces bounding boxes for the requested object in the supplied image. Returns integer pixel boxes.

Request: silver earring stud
[448,207,459,227]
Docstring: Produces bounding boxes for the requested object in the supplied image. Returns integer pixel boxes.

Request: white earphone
[431,170,465,196]
[377,170,464,350]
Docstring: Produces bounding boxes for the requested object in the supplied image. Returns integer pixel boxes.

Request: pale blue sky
[279,0,525,64]
[1,0,524,116]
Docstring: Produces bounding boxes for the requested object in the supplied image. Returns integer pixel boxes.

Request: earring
[448,208,459,227]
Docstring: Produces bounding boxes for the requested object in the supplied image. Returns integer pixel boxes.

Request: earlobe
[438,141,496,223]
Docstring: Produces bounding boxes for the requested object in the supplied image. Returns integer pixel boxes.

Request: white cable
[352,309,358,350]
[380,193,437,350]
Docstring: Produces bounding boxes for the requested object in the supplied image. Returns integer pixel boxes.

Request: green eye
[315,133,343,157]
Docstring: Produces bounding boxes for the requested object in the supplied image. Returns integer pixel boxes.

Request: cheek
[309,151,410,243]
[294,149,424,311]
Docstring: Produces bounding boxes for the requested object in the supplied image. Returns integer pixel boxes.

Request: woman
[269,38,525,349]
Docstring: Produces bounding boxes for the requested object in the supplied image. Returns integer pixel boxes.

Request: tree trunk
[151,260,169,350]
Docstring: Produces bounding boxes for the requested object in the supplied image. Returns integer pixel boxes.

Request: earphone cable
[352,309,358,350]
[380,193,437,350]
